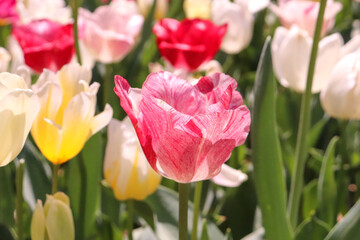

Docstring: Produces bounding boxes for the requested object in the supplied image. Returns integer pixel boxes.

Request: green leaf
[302,179,318,219]
[145,186,224,240]
[0,163,15,226]
[295,217,330,240]
[200,220,209,240]
[325,200,360,240]
[318,137,338,227]
[67,131,104,238]
[251,37,293,240]
[307,116,329,148]
[134,200,155,230]
[0,223,14,240]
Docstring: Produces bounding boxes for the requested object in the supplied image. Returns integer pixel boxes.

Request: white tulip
[0,72,40,167]
[271,26,343,93]
[320,50,360,119]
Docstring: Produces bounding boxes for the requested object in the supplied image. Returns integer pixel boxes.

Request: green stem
[191,181,203,240]
[103,64,112,108]
[71,0,82,65]
[287,0,328,228]
[179,183,190,240]
[52,164,60,194]
[16,159,25,240]
[127,200,134,240]
[77,154,87,240]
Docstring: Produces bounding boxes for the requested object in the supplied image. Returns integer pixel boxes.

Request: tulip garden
[1,0,360,239]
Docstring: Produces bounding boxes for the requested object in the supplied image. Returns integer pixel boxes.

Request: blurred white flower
[17,0,71,24]
[0,47,11,72]
[320,36,360,119]
[212,164,248,187]
[271,26,343,93]
[184,0,211,19]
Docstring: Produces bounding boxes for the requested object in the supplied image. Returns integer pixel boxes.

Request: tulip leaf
[67,131,104,238]
[295,216,330,240]
[20,140,51,209]
[307,116,329,149]
[134,200,155,230]
[317,136,338,227]
[200,219,209,240]
[0,163,15,226]
[251,37,293,240]
[324,200,360,240]
[302,179,318,219]
[145,186,224,240]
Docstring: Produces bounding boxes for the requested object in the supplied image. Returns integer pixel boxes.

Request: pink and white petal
[211,164,248,187]
[142,71,206,115]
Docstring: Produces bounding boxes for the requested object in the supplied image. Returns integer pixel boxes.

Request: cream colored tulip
[31,62,113,165]
[104,117,161,201]
[321,51,360,119]
[31,192,74,240]
[137,0,168,20]
[0,48,11,72]
[184,0,211,19]
[0,72,40,167]
[271,26,343,93]
[211,0,254,54]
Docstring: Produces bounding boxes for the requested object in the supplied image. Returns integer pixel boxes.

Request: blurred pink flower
[0,0,18,25]
[79,2,144,63]
[12,19,74,73]
[270,0,342,37]
[114,71,250,183]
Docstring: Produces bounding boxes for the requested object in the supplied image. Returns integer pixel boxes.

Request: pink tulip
[0,0,18,25]
[114,71,251,183]
[79,2,144,63]
[270,0,342,37]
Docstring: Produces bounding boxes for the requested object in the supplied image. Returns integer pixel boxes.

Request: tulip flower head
[183,0,211,19]
[0,72,40,167]
[114,71,251,183]
[271,26,343,93]
[31,62,113,165]
[12,19,75,73]
[0,0,18,25]
[79,1,144,63]
[104,117,161,200]
[153,18,227,72]
[270,0,342,37]
[31,192,74,240]
[321,50,360,120]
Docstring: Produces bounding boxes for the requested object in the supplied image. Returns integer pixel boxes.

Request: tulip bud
[104,117,161,201]
[31,192,75,240]
[0,72,40,167]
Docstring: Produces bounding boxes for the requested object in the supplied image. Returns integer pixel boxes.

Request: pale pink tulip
[270,0,342,37]
[79,1,143,63]
[114,71,251,183]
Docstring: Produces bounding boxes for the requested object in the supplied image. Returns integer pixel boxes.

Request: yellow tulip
[31,192,74,240]
[104,117,161,201]
[137,0,168,20]
[0,72,40,167]
[31,62,113,164]
[183,0,211,20]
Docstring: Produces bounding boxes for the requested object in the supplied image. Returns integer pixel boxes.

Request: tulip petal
[212,164,248,187]
[90,104,113,137]
[30,200,46,240]
[45,198,75,240]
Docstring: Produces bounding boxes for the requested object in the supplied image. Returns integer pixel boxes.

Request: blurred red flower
[12,19,74,73]
[153,18,227,72]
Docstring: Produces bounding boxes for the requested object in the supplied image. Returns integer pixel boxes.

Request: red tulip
[114,71,250,183]
[12,19,74,73]
[153,18,227,72]
[0,0,18,25]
